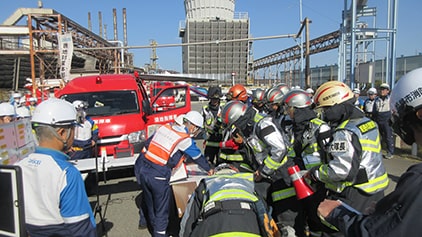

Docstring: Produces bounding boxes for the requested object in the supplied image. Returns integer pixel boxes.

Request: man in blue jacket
[17,98,96,237]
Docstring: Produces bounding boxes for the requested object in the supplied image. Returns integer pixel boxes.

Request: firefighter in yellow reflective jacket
[202,86,224,164]
[305,81,389,235]
[282,89,333,236]
[221,100,298,234]
[180,163,280,237]
[216,100,259,172]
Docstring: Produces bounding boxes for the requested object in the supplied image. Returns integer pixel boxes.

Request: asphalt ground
[88,101,421,237]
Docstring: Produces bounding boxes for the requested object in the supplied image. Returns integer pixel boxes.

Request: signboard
[58,32,74,82]
[0,119,35,165]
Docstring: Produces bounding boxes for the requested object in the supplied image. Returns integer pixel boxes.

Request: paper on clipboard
[170,163,188,183]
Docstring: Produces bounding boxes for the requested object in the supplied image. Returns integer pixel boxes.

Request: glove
[304,165,320,182]
[232,133,243,144]
[219,139,239,149]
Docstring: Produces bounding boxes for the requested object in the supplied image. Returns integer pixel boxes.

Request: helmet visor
[391,106,422,145]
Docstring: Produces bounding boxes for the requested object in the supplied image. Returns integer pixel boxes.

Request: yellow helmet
[314,81,353,108]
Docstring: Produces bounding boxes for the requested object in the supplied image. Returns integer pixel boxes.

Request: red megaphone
[288,165,314,200]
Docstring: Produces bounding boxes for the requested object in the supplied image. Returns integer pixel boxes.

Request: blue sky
[1,0,420,72]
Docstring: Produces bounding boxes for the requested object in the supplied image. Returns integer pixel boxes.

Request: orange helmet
[226,84,248,102]
[313,81,353,108]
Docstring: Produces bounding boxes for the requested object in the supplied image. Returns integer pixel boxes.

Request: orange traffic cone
[288,165,314,200]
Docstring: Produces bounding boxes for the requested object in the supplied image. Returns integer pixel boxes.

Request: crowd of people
[4,67,422,236]
[131,68,422,237]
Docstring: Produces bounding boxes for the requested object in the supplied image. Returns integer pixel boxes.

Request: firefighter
[136,111,213,237]
[317,68,422,237]
[216,100,259,172]
[180,163,281,237]
[202,86,224,164]
[282,89,332,236]
[264,87,293,137]
[251,88,267,114]
[216,84,254,171]
[264,87,285,123]
[220,100,299,234]
[68,100,99,160]
[225,84,249,103]
[305,81,389,236]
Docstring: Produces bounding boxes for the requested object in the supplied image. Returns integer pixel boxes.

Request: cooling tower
[184,0,235,20]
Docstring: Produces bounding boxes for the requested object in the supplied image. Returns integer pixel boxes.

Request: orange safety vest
[145,124,190,166]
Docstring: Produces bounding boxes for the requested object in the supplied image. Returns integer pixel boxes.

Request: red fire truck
[55,73,191,157]
[150,81,177,112]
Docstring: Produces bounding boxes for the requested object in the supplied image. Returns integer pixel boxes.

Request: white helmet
[72,100,88,110]
[28,97,38,102]
[390,68,422,145]
[174,114,185,126]
[283,90,313,108]
[16,106,31,118]
[380,83,390,90]
[31,98,78,126]
[305,88,314,94]
[184,111,203,128]
[367,87,377,95]
[314,81,354,108]
[12,92,22,98]
[274,83,290,95]
[0,102,16,117]
[221,100,248,126]
[353,88,361,94]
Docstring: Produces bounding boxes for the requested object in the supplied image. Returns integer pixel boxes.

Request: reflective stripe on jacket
[203,173,258,207]
[301,118,330,169]
[316,117,389,194]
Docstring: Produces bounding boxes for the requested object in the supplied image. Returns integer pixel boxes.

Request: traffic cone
[288,165,314,200]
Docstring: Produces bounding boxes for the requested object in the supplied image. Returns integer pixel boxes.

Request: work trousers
[377,120,395,155]
[139,160,171,237]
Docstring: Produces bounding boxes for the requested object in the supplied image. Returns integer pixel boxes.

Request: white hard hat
[367,87,377,95]
[380,83,390,90]
[305,88,314,94]
[353,88,361,94]
[28,97,38,102]
[31,98,78,126]
[184,111,203,128]
[0,102,16,117]
[16,106,31,118]
[12,92,22,98]
[72,100,88,110]
[283,90,313,108]
[314,81,354,108]
[19,97,26,104]
[174,114,185,126]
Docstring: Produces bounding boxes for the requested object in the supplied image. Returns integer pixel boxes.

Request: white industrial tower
[180,0,251,85]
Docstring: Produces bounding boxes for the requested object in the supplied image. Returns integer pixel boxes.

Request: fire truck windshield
[62,90,140,116]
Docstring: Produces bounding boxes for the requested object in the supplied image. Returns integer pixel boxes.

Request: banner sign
[58,32,73,82]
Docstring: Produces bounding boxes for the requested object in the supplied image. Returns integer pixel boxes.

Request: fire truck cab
[150,81,177,112]
[55,73,191,158]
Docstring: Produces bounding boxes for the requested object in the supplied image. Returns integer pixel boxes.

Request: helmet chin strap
[47,126,72,151]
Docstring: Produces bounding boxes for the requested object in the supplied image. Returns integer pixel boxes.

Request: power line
[74,33,297,51]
